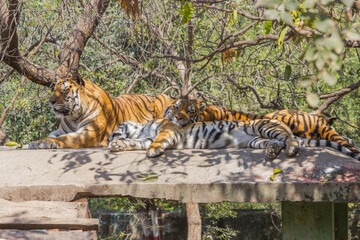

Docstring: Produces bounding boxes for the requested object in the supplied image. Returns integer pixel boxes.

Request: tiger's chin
[51,106,70,118]
[53,110,68,118]
[168,117,189,128]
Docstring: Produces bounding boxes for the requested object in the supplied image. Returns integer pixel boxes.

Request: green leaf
[181,2,194,24]
[264,9,279,20]
[233,10,238,24]
[5,142,18,146]
[284,0,300,10]
[344,30,360,41]
[254,21,259,31]
[138,173,157,178]
[299,79,313,88]
[229,13,234,26]
[304,47,318,61]
[303,0,315,8]
[321,71,337,86]
[306,93,320,108]
[278,26,289,49]
[284,65,292,81]
[142,176,159,182]
[315,54,326,70]
[262,0,281,8]
[264,21,272,34]
[270,174,275,181]
[280,12,293,24]
[314,19,334,34]
[341,0,355,7]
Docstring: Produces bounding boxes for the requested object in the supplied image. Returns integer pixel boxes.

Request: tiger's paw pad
[28,140,61,149]
[146,146,165,158]
[108,139,127,152]
[265,141,283,159]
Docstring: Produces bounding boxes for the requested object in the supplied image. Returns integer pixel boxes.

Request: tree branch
[0,75,25,127]
[227,77,284,110]
[183,19,194,98]
[183,75,212,98]
[0,0,56,87]
[57,0,111,77]
[316,79,360,113]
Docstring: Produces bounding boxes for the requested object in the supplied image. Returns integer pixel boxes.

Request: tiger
[160,99,360,159]
[108,109,300,159]
[166,99,359,157]
[28,74,174,149]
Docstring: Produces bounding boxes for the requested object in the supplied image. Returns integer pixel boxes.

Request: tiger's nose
[175,115,182,120]
[49,100,56,105]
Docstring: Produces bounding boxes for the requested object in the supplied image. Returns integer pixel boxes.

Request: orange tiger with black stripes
[168,99,360,159]
[29,74,173,149]
[108,99,360,160]
[201,100,359,156]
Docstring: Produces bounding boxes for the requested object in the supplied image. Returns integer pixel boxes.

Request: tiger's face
[108,121,144,142]
[163,99,207,127]
[49,78,83,119]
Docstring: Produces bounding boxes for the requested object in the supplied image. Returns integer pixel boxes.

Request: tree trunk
[186,203,201,240]
[0,128,10,146]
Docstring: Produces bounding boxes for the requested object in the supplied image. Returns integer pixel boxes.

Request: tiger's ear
[73,73,85,87]
[198,100,207,113]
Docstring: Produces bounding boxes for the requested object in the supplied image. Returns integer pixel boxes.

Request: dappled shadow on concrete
[39,146,360,203]
[1,146,359,202]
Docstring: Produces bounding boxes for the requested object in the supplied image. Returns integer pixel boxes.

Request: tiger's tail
[296,137,360,160]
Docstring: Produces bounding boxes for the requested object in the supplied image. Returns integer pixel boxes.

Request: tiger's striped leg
[247,137,284,159]
[147,123,183,158]
[108,138,153,152]
[254,119,299,157]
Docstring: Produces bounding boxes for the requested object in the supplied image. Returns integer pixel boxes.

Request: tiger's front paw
[286,139,299,157]
[108,139,128,152]
[28,139,62,149]
[265,140,283,159]
[146,146,165,158]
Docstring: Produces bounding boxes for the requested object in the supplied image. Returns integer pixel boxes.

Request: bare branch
[57,0,111,77]
[0,75,25,127]
[126,74,149,94]
[183,75,212,98]
[182,20,194,98]
[227,77,284,110]
[0,0,57,86]
[315,79,360,113]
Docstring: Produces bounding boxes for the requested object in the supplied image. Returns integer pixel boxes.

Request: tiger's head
[108,121,144,142]
[163,99,207,127]
[49,74,85,119]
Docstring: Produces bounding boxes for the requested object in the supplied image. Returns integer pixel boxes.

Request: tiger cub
[160,99,360,160]
[108,99,300,158]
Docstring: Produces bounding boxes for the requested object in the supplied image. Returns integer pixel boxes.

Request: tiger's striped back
[203,105,264,121]
[201,103,360,158]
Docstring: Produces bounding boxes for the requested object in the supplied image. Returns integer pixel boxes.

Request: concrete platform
[0,147,360,203]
